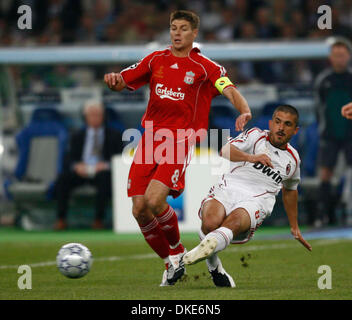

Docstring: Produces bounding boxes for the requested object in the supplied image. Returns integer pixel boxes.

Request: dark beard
[269,132,287,149]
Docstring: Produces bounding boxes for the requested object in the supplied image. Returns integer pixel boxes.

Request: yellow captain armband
[214,77,235,94]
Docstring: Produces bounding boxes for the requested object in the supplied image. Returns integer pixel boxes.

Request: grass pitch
[0,227,351,300]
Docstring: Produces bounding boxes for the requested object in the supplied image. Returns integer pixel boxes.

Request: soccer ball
[56,243,93,279]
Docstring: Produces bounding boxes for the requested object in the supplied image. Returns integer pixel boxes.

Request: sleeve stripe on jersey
[228,138,244,145]
[120,63,139,73]
[247,127,263,135]
[240,127,263,140]
[197,53,226,76]
[228,127,263,145]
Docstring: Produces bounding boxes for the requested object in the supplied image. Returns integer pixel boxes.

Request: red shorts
[127,131,194,198]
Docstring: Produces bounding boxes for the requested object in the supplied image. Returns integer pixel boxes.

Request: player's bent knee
[132,205,143,218]
[132,196,156,225]
[223,209,250,234]
[144,195,164,214]
[132,197,147,218]
[201,216,223,234]
[132,207,153,225]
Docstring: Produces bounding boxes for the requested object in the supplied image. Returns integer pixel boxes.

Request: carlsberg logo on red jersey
[155,83,185,101]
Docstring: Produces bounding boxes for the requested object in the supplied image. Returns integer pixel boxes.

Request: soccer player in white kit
[183,105,312,287]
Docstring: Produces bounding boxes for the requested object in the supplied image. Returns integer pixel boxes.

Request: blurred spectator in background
[93,0,115,42]
[46,65,76,88]
[290,9,308,38]
[314,39,352,227]
[54,100,123,230]
[254,6,279,39]
[1,0,352,86]
[200,0,223,34]
[49,0,83,43]
[75,12,97,45]
[339,0,352,29]
[0,0,351,47]
[272,0,289,28]
[234,21,257,83]
[330,6,352,39]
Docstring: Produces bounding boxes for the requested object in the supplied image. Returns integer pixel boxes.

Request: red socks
[139,217,169,260]
[156,205,184,255]
[139,205,184,268]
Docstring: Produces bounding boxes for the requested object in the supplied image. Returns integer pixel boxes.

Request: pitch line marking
[0,239,349,270]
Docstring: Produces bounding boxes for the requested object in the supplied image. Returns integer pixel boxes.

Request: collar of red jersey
[167,45,201,54]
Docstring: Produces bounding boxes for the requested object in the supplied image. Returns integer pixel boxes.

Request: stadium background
[1,0,351,230]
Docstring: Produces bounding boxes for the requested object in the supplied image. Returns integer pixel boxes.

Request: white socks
[205,226,233,253]
[198,229,206,241]
[206,254,221,271]
[199,227,233,271]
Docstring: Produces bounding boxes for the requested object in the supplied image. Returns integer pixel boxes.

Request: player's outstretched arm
[282,187,312,251]
[220,144,273,167]
[104,72,126,92]
[222,87,252,131]
[341,102,352,120]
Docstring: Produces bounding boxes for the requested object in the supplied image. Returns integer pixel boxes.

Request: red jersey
[120,47,235,136]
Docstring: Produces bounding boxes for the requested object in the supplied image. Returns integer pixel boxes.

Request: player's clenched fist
[104,72,126,91]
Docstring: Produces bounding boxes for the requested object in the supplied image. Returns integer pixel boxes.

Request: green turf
[0,227,351,300]
[0,225,300,242]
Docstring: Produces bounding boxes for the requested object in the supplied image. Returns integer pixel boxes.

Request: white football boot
[159,248,187,286]
[183,237,218,265]
[160,269,169,287]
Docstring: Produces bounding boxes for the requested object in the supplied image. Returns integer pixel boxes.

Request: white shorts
[198,183,275,244]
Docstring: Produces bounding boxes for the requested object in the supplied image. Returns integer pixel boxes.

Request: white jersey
[220,127,301,199]
[199,127,301,244]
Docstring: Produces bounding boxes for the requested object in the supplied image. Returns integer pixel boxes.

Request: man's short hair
[273,104,299,126]
[330,39,352,54]
[170,10,200,30]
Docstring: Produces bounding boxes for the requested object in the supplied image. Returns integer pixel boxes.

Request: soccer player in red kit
[104,10,252,286]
